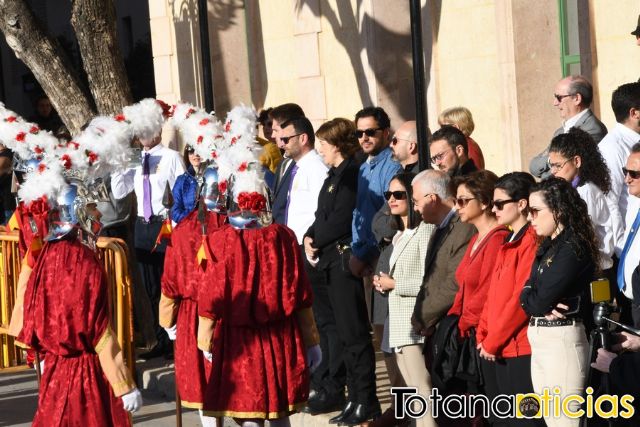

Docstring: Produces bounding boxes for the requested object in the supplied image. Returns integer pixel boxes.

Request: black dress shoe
[339,402,382,425]
[329,401,356,424]
[304,390,346,415]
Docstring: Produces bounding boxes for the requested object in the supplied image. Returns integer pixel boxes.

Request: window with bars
[558,0,581,76]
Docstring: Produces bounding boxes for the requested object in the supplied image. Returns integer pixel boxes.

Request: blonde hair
[438,106,475,137]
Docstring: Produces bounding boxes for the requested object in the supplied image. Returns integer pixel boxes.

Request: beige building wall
[148,0,640,173]
[590,0,640,128]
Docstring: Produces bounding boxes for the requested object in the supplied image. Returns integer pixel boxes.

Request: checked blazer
[387,221,435,348]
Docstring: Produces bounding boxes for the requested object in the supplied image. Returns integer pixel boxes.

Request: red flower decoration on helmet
[29,126,39,134]
[5,116,17,123]
[197,135,204,144]
[157,99,172,118]
[115,114,126,122]
[34,146,44,155]
[238,162,248,172]
[61,154,72,170]
[218,180,227,195]
[225,121,231,132]
[237,192,266,213]
[87,151,98,165]
[16,132,26,142]
[199,118,210,126]
[37,164,47,173]
[67,141,80,150]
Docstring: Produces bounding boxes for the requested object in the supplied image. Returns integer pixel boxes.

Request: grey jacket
[529,109,608,179]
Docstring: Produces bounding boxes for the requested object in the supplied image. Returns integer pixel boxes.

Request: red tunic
[161,209,225,408]
[448,226,509,337]
[476,225,537,358]
[198,223,313,419]
[19,238,130,427]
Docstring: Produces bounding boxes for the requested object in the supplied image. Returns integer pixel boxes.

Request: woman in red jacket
[448,170,508,340]
[475,172,543,427]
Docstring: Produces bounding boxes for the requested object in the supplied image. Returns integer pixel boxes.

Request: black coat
[271,158,295,225]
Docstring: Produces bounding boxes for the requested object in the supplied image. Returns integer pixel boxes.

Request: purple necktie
[284,164,299,225]
[142,153,153,221]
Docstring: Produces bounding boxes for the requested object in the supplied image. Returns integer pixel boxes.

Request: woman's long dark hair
[389,172,421,231]
[532,177,600,269]
[549,127,611,193]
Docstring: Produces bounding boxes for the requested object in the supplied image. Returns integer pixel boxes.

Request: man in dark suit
[270,103,305,224]
[410,169,475,336]
[530,75,608,178]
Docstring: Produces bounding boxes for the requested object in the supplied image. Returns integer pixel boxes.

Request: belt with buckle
[138,215,162,224]
[529,317,581,327]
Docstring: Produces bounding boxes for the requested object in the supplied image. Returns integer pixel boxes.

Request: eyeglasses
[528,207,548,219]
[391,136,413,145]
[492,199,517,210]
[430,150,451,164]
[185,146,195,154]
[548,158,570,172]
[554,93,574,103]
[384,191,408,201]
[455,197,476,208]
[623,167,640,179]
[280,133,303,144]
[355,128,381,139]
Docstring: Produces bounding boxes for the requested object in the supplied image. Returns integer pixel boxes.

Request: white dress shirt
[286,150,328,244]
[111,143,185,217]
[577,181,614,270]
[621,200,640,300]
[598,123,640,253]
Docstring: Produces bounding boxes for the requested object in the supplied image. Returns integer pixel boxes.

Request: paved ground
[0,349,391,426]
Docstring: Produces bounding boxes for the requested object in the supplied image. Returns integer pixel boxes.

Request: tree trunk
[0,0,95,134]
[71,0,133,115]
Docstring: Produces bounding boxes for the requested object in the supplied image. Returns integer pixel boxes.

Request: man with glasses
[599,82,640,255]
[429,126,478,177]
[410,170,475,338]
[530,75,607,179]
[349,107,401,282]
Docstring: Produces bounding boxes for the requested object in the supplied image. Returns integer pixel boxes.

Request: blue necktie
[618,208,640,291]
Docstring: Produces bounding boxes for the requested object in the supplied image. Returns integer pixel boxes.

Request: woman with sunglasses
[303,118,380,425]
[475,172,543,427]
[448,170,508,342]
[373,172,436,427]
[520,177,598,427]
[548,127,616,286]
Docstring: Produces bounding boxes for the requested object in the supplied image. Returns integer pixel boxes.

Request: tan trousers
[395,345,437,427]
[528,322,588,427]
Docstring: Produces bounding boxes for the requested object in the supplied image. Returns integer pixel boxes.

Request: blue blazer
[171,168,198,224]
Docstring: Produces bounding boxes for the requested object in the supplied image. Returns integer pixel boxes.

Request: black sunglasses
[384,191,408,201]
[554,93,574,103]
[185,146,195,154]
[623,167,640,180]
[492,199,517,210]
[280,133,303,144]
[355,128,381,139]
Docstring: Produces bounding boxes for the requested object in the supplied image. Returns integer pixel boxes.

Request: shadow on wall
[167,0,268,113]
[294,0,440,123]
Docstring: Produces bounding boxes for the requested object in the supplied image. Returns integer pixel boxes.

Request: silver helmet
[198,164,226,213]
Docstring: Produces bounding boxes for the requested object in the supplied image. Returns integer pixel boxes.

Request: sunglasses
[391,136,413,145]
[455,197,476,208]
[384,191,408,201]
[355,128,381,139]
[528,207,547,219]
[492,199,517,210]
[185,146,195,154]
[623,167,640,180]
[554,93,574,103]
[280,133,303,144]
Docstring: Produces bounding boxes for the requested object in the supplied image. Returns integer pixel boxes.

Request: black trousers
[481,356,544,427]
[304,248,347,396]
[321,258,377,405]
[134,217,169,351]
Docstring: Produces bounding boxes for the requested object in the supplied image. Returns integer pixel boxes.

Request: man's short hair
[567,75,593,107]
[612,82,640,123]
[632,142,640,154]
[282,116,315,146]
[429,125,468,156]
[257,108,273,126]
[354,106,391,130]
[269,103,305,124]
[412,169,451,200]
